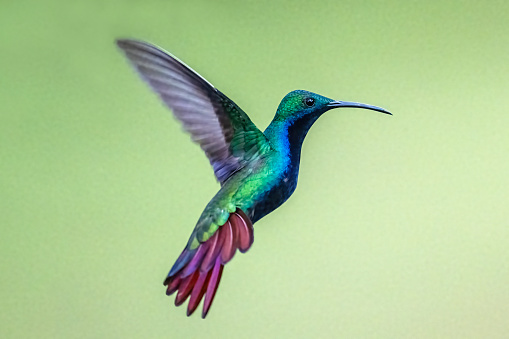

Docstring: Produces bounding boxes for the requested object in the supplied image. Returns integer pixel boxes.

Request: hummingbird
[117,39,390,318]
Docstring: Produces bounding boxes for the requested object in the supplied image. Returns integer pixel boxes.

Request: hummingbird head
[265,90,390,154]
[274,90,391,124]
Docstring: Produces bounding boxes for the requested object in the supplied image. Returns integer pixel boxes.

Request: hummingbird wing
[117,39,271,184]
[164,208,254,318]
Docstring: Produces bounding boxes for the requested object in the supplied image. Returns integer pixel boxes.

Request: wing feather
[117,39,272,184]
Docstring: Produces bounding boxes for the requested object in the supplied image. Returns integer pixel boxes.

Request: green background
[1,0,508,338]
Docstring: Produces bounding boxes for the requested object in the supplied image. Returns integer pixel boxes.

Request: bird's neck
[264,113,320,169]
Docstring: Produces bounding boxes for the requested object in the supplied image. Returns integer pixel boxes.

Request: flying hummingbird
[117,39,390,318]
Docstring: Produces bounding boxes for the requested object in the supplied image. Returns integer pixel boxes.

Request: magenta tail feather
[164,208,254,318]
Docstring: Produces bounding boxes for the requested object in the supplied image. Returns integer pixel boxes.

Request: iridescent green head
[274,90,391,124]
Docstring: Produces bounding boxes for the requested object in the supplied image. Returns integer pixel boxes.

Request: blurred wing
[117,39,271,184]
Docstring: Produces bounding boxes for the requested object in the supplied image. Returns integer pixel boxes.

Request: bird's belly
[226,156,299,224]
[248,179,297,223]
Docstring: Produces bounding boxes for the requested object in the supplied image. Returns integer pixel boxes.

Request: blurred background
[1,0,508,338]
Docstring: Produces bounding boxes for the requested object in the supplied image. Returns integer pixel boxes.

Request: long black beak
[327,100,391,115]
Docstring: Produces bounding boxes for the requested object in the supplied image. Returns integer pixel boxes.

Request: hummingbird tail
[164,209,254,318]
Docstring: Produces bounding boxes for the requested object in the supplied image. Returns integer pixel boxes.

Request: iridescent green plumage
[117,39,390,318]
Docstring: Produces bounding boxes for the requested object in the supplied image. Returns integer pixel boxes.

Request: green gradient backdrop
[1,1,508,338]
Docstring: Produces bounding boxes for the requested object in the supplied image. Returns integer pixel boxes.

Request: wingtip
[115,38,150,52]
[115,38,129,49]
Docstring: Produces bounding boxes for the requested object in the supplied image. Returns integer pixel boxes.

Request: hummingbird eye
[304,97,315,107]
